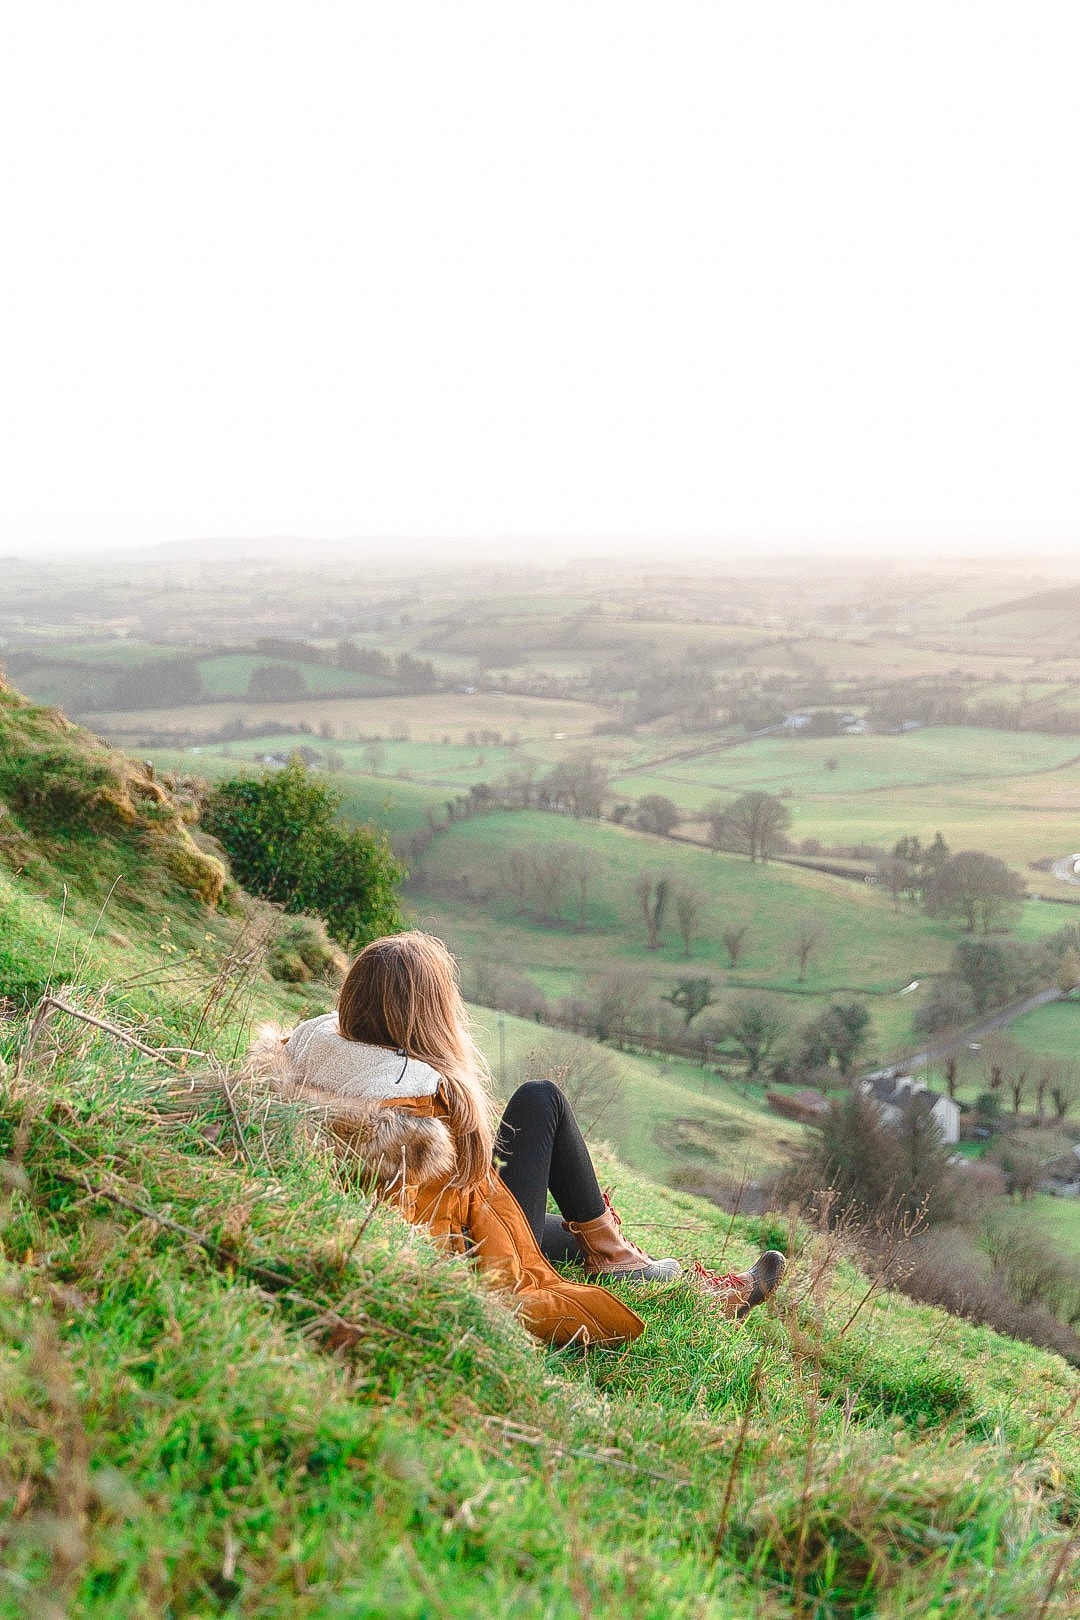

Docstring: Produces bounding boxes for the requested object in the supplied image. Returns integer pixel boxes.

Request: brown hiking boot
[690,1251,787,1319]
[563,1193,682,1283]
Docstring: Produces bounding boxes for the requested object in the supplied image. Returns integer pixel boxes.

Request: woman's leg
[495,1079,606,1250]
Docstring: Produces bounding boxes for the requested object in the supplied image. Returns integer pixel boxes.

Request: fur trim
[240,1024,457,1192]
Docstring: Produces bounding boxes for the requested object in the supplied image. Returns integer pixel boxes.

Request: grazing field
[1010,998,1080,1062]
[408,809,998,1056]
[194,653,397,697]
[616,727,1080,800]
[996,1194,1080,1260]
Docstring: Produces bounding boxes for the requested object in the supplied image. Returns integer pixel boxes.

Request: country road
[861,987,1064,1082]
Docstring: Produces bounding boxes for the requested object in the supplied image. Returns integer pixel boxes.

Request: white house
[861,1075,960,1146]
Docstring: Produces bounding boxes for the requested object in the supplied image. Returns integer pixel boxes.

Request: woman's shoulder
[285,1015,442,1100]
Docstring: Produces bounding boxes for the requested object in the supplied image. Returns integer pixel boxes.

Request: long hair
[337,931,496,1189]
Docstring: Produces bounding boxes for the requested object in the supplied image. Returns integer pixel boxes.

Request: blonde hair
[337,931,496,1189]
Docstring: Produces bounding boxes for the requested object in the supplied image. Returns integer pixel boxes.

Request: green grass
[2,1013,1077,1618]
[995,1195,1080,1261]
[614,726,1080,803]
[194,653,397,697]
[410,809,1048,1057]
[1011,998,1080,1062]
[3,669,1080,1616]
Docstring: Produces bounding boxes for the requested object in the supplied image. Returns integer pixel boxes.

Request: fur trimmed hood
[242,1024,457,1194]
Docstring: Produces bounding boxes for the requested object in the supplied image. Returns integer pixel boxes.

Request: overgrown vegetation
[203,759,404,951]
[2,998,1078,1618]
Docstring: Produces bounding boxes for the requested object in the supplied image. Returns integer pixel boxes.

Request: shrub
[203,760,403,951]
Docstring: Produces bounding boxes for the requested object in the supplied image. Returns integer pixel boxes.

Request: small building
[861,1075,960,1145]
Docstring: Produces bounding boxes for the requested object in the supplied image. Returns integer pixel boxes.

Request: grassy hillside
[3,1009,1078,1619]
[2,674,1078,1616]
[409,808,1060,1055]
[0,676,329,1036]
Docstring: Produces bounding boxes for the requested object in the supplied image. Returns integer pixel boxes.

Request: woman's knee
[506,1078,563,1117]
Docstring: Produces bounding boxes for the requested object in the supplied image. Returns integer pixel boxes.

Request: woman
[255,931,784,1348]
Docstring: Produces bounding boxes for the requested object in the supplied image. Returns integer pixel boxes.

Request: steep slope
[0,676,1078,1617]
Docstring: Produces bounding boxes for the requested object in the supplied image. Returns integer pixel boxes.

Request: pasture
[194,653,397,697]
[408,808,1000,1056]
[1010,998,1080,1062]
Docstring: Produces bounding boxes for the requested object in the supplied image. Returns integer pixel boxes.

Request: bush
[203,760,404,951]
[266,915,346,984]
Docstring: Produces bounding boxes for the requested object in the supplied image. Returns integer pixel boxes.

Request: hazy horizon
[6,531,1080,567]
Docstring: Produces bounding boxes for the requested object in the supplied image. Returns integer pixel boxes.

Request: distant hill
[966,583,1080,621]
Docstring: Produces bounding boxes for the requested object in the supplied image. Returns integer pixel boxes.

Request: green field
[1010,998,1080,1061]
[409,809,1012,1057]
[615,727,1080,801]
[997,1194,1080,1260]
[194,653,398,697]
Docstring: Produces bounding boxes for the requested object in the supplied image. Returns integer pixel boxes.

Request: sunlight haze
[2,2,1078,557]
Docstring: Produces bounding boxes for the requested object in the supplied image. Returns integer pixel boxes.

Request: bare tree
[721,923,749,969]
[875,856,912,911]
[541,753,608,818]
[940,1048,963,1102]
[1007,1051,1032,1117]
[923,850,1025,933]
[674,886,703,957]
[504,760,538,808]
[706,791,791,862]
[563,847,593,931]
[584,971,641,1044]
[517,1031,623,1134]
[363,740,386,775]
[1057,946,1080,996]
[506,847,530,912]
[1049,1062,1079,1125]
[1034,1057,1060,1125]
[634,794,680,836]
[791,914,826,981]
[980,1031,1020,1094]
[634,872,670,950]
[530,847,567,923]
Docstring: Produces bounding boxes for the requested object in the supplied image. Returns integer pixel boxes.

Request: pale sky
[2,2,1078,558]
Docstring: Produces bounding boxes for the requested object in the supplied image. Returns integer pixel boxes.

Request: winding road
[861,987,1063,1083]
[1051,853,1080,888]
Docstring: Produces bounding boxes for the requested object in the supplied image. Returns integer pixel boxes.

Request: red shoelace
[689,1259,748,1293]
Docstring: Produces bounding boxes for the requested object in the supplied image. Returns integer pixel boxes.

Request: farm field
[996,1194,1080,1260]
[93,689,614,745]
[194,653,397,697]
[616,727,1080,798]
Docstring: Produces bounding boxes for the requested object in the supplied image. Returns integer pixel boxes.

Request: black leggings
[495,1080,606,1263]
